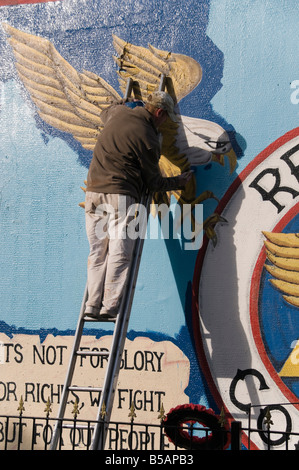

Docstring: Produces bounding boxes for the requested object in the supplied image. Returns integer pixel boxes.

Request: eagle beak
[211,148,237,174]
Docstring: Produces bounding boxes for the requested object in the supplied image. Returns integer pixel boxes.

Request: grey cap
[147,91,178,122]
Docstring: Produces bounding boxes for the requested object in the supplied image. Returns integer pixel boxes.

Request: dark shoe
[84,311,101,320]
[99,309,118,321]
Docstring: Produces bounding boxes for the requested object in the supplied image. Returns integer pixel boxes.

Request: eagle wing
[113,35,203,205]
[263,231,299,307]
[112,35,202,104]
[3,23,121,151]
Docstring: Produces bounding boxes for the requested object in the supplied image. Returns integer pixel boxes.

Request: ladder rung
[84,315,116,322]
[76,350,110,357]
[62,423,95,430]
[68,386,103,393]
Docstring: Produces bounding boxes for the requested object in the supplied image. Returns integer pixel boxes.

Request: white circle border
[192,128,299,450]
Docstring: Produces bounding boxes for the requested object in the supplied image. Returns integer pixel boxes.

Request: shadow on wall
[153,9,251,409]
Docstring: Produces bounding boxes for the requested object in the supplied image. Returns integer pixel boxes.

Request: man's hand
[178,170,194,188]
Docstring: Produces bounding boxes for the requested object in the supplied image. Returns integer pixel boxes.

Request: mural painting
[0,0,299,450]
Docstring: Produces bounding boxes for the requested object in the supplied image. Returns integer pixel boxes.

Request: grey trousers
[84,192,136,316]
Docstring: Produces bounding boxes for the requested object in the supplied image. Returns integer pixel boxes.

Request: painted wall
[0,0,299,450]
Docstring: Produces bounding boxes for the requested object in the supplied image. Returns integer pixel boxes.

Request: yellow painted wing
[112,35,202,104]
[263,231,299,307]
[113,35,202,204]
[3,23,121,151]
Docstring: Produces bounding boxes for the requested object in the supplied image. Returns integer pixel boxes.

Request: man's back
[87,105,160,200]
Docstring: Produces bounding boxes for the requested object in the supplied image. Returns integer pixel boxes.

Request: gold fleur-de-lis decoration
[158,403,166,423]
[72,397,80,419]
[264,407,273,430]
[100,402,106,420]
[218,407,227,428]
[44,398,52,418]
[128,403,136,423]
[17,396,25,416]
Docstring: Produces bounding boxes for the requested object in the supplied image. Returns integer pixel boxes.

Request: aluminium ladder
[50,75,167,450]
[50,189,150,450]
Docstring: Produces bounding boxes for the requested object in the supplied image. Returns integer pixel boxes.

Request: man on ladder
[50,79,193,450]
[84,88,193,321]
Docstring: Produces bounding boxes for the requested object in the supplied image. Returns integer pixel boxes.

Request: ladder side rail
[91,192,151,449]
[92,73,166,449]
[124,77,134,99]
[51,77,140,450]
[51,73,166,451]
[50,285,88,450]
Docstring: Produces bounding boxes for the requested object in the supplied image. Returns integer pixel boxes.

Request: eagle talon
[192,190,219,206]
[203,213,228,247]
